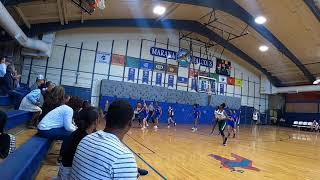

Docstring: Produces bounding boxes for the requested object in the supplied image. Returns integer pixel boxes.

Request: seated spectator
[0,57,12,95]
[64,95,71,104]
[311,119,319,132]
[0,110,16,159]
[37,96,83,140]
[30,74,46,91]
[19,88,42,129]
[82,100,90,110]
[57,107,100,180]
[39,85,64,121]
[43,81,56,100]
[70,100,138,179]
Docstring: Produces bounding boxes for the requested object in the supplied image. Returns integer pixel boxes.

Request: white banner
[219,75,227,84]
[96,52,111,64]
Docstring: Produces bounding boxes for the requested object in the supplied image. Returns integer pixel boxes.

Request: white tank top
[216,110,226,119]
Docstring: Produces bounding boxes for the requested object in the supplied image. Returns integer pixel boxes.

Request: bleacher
[0,96,53,180]
[292,121,313,130]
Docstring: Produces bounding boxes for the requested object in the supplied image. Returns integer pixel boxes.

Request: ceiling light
[153,5,166,15]
[255,16,267,24]
[259,45,269,52]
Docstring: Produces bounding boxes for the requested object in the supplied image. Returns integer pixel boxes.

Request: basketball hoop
[96,0,106,10]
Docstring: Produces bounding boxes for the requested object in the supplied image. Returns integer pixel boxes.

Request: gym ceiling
[1,0,319,87]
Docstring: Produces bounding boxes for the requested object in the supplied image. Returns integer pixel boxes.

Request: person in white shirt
[37,96,83,140]
[70,100,138,180]
[0,56,9,78]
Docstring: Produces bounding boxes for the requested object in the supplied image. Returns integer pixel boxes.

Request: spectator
[37,96,83,140]
[64,95,71,104]
[70,100,138,179]
[82,100,90,110]
[39,86,65,122]
[43,81,56,101]
[311,119,319,132]
[57,107,100,180]
[0,57,12,95]
[30,74,45,91]
[19,88,42,129]
[0,110,16,159]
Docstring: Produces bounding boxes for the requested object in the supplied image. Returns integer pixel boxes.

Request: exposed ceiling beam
[56,0,64,25]
[304,0,320,22]
[13,5,30,28]
[17,19,282,86]
[161,0,315,83]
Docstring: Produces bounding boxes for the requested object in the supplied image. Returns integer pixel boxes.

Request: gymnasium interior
[0,0,319,179]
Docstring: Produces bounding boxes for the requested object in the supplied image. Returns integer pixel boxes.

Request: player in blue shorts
[226,110,237,138]
[192,104,201,132]
[140,102,149,129]
[146,102,155,125]
[153,102,162,129]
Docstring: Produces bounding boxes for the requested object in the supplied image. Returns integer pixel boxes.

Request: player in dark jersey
[215,103,229,146]
[153,102,162,129]
[167,106,176,128]
[192,104,201,132]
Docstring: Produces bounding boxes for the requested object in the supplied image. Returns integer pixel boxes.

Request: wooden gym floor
[14,123,320,180]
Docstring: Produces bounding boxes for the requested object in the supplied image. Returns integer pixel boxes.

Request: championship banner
[167,64,178,74]
[140,60,153,70]
[178,77,188,84]
[200,80,206,91]
[142,70,149,84]
[209,73,219,80]
[219,83,225,95]
[168,75,174,87]
[156,73,162,85]
[126,56,140,68]
[189,68,199,77]
[211,80,216,94]
[111,54,125,65]
[227,77,235,85]
[128,68,135,82]
[154,62,166,72]
[199,71,209,77]
[235,79,243,86]
[219,75,227,84]
[191,78,197,90]
[96,52,111,64]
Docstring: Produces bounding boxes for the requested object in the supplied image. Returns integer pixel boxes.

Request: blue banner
[168,75,174,87]
[211,80,216,94]
[201,80,206,91]
[142,70,149,84]
[156,73,162,85]
[178,77,188,84]
[128,68,135,82]
[150,47,213,68]
[191,78,197,90]
[140,60,154,70]
[219,83,225,95]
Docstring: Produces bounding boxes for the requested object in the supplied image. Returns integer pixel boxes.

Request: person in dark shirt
[0,110,16,159]
[57,106,99,180]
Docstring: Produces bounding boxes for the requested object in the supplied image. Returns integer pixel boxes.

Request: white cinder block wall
[20,28,269,113]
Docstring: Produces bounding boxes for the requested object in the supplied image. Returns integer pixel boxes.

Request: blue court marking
[125,136,167,180]
[127,134,156,154]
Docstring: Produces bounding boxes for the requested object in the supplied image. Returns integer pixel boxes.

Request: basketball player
[192,104,201,132]
[167,106,176,128]
[147,102,155,125]
[134,103,142,126]
[252,110,259,125]
[210,106,219,135]
[215,103,229,146]
[226,110,237,138]
[141,103,149,129]
[153,102,162,129]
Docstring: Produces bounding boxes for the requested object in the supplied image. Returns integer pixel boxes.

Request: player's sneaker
[167,125,170,128]
[192,128,197,132]
[191,127,195,130]
[154,125,158,129]
[174,123,176,126]
[223,137,228,146]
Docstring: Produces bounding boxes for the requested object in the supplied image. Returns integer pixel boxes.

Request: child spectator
[0,110,16,159]
[19,88,42,129]
[37,96,83,140]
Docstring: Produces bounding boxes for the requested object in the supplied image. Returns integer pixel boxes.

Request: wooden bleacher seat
[0,136,52,180]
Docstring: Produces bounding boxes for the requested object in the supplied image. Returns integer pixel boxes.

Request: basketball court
[0,0,319,180]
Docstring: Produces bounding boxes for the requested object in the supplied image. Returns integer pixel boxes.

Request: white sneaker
[168,125,170,128]
[191,127,195,130]
[154,125,158,129]
[146,124,149,127]
[174,123,176,126]
[141,126,145,130]
[192,128,197,132]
